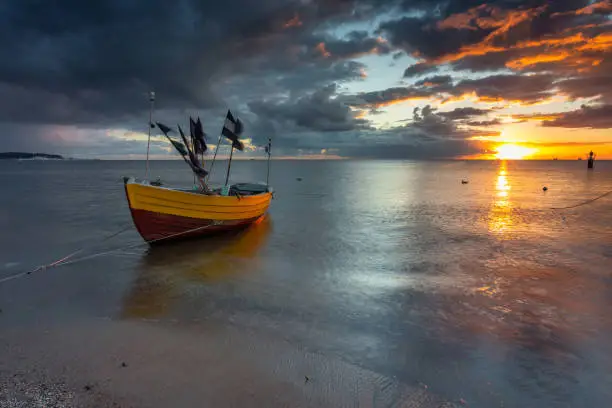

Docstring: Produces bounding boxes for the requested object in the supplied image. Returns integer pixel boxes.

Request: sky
[1,0,611,160]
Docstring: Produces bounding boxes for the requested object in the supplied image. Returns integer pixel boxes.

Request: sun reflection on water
[489,161,514,235]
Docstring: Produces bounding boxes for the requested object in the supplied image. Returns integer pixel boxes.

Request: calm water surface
[1,159,612,407]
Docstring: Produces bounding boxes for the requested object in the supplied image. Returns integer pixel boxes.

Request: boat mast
[266,138,272,187]
[206,134,224,183]
[145,91,155,180]
[224,145,234,186]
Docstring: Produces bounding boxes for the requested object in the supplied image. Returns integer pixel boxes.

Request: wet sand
[0,318,451,407]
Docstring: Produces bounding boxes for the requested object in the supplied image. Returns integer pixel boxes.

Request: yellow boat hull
[123,178,272,243]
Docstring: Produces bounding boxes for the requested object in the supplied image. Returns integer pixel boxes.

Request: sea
[1,159,611,407]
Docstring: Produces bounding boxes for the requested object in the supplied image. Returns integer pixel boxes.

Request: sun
[495,143,537,160]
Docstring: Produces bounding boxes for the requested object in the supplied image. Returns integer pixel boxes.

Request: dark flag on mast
[222,110,245,151]
[265,139,271,156]
[156,122,208,177]
[190,117,207,154]
[156,122,189,156]
[178,124,208,177]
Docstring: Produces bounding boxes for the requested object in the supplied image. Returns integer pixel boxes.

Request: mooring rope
[1,187,609,286]
[0,223,215,285]
[44,225,134,269]
[550,189,612,210]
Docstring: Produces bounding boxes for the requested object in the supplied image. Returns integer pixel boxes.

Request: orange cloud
[576,0,612,15]
[552,0,612,17]
[516,33,586,48]
[283,13,302,28]
[437,4,537,31]
[428,3,611,75]
[506,52,570,70]
[446,93,548,106]
[435,5,546,63]
[434,26,610,73]
[315,42,331,58]
[511,113,560,122]
[577,32,612,51]
[354,110,368,119]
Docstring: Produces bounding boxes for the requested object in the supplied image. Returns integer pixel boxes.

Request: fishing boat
[124,92,273,243]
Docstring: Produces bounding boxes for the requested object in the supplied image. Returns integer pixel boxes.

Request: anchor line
[549,189,612,210]
[0,223,216,285]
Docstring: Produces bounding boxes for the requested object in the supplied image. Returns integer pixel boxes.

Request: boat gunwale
[134,191,272,208]
[125,177,272,199]
[131,200,271,216]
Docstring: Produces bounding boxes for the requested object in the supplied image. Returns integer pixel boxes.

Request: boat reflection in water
[120,215,272,319]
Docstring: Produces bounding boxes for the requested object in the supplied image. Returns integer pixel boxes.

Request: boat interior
[176,183,271,197]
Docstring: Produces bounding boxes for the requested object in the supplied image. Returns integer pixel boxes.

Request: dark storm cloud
[380,15,485,60]
[305,31,392,61]
[248,84,371,135]
[403,62,439,78]
[542,104,612,129]
[328,103,492,159]
[408,105,465,139]
[556,74,612,104]
[465,119,502,126]
[343,86,435,109]
[414,75,453,87]
[453,74,556,104]
[450,49,522,72]
[381,0,594,61]
[0,0,389,125]
[346,73,555,108]
[438,107,491,120]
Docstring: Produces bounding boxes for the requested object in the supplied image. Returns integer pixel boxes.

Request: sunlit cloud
[315,42,331,58]
[283,13,302,29]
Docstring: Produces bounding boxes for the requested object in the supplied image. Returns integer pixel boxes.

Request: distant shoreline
[0,152,64,160]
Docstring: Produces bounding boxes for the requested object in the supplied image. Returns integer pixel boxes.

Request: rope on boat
[549,189,612,210]
[0,223,215,285]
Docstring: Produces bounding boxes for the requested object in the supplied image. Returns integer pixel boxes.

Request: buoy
[543,186,548,191]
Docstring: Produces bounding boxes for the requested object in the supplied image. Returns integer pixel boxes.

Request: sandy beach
[1,317,451,407]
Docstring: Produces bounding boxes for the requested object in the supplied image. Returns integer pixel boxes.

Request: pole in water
[587,150,595,169]
[225,146,234,186]
[145,91,155,180]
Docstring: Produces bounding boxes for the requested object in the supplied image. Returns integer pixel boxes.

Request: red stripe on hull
[129,208,262,243]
